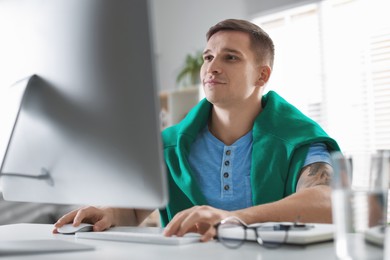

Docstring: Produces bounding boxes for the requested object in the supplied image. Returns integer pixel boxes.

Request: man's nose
[206,59,222,74]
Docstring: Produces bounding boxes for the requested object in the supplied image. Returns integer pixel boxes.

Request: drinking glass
[331,151,389,260]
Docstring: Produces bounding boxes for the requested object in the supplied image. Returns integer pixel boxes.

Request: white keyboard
[75,226,201,245]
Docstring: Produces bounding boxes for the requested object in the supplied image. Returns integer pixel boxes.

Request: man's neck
[208,100,262,146]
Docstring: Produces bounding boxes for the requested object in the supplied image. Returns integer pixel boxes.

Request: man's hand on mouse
[53,206,115,233]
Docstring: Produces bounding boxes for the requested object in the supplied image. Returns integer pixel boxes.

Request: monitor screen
[0,0,168,209]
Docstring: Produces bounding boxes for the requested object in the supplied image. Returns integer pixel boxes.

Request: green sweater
[159,91,339,226]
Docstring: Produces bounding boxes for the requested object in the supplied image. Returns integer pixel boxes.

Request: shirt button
[226,150,231,156]
[224,185,230,191]
[223,172,229,178]
[224,160,230,166]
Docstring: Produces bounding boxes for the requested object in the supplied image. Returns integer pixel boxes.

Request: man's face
[200,30,265,108]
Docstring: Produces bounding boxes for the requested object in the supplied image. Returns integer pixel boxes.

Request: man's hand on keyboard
[163,205,230,242]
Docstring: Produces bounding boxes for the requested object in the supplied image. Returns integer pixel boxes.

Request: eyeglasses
[215,216,310,249]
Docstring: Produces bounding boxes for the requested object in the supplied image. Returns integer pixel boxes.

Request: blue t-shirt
[188,126,331,211]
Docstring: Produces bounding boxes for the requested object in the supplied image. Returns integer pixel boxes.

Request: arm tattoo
[296,162,333,191]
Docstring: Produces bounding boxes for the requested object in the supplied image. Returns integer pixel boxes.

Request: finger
[53,208,83,233]
[200,227,217,242]
[175,213,202,236]
[176,207,223,237]
[73,207,96,226]
[175,208,214,236]
[163,212,184,236]
[164,208,194,236]
[54,209,78,227]
[93,216,112,231]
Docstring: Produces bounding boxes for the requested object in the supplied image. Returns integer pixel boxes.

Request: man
[54,19,339,242]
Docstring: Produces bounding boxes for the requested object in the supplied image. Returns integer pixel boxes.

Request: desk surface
[0,224,383,260]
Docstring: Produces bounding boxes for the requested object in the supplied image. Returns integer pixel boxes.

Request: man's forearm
[110,207,154,226]
[233,186,332,224]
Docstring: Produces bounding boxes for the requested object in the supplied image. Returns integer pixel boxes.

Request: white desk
[0,224,383,260]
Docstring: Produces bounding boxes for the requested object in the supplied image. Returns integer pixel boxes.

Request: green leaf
[176,51,203,87]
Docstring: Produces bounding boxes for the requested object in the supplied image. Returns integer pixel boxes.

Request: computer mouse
[57,223,94,234]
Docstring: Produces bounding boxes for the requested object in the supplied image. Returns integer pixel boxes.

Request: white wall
[245,0,320,17]
[150,0,247,91]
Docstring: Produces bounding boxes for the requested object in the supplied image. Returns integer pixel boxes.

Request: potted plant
[176,50,203,88]
[158,50,203,127]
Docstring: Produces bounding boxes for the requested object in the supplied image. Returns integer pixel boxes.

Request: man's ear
[255,66,271,87]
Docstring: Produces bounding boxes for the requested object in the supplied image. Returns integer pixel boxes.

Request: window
[253,0,390,188]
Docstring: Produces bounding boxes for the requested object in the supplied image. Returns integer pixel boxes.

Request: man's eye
[226,55,238,60]
[203,55,213,61]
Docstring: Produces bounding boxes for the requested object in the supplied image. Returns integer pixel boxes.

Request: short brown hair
[206,19,275,68]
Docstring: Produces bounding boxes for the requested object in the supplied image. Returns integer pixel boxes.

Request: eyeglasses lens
[217,217,246,248]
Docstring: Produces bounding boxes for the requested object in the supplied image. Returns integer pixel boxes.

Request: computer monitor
[0,0,168,209]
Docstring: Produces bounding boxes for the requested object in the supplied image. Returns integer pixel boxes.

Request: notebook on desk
[220,222,335,245]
